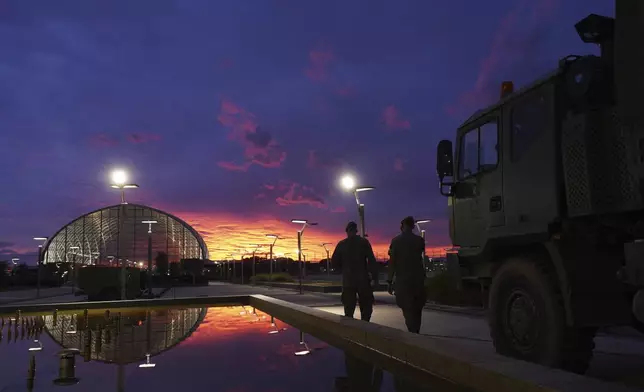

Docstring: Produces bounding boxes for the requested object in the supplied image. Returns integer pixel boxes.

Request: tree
[155,252,169,276]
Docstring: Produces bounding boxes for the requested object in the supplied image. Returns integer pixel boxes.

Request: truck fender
[543,241,574,326]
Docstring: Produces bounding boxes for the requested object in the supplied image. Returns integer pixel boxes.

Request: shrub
[271,273,293,282]
[250,272,294,283]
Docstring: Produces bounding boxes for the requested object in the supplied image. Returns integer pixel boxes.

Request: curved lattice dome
[42,204,209,265]
[43,308,207,364]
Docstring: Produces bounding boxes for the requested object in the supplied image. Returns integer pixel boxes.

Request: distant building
[41,204,209,269]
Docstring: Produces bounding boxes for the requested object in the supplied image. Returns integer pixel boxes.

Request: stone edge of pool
[249,295,635,392]
[0,295,637,392]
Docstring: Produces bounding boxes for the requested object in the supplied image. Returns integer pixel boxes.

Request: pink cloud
[446,0,559,116]
[217,161,250,172]
[263,180,327,209]
[88,134,119,148]
[217,99,287,170]
[330,206,346,213]
[304,48,335,82]
[394,158,405,171]
[127,133,162,144]
[382,105,411,131]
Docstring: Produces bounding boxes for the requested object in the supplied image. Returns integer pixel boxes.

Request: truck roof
[458,67,563,130]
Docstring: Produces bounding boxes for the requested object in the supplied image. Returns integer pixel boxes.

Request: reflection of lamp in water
[28,339,43,352]
[53,348,81,386]
[66,315,77,335]
[268,316,287,334]
[139,353,156,368]
[294,331,311,356]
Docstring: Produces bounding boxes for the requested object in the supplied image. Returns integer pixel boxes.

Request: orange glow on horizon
[182,306,277,344]
[173,211,448,260]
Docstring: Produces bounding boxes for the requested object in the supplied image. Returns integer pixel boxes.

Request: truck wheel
[489,257,594,374]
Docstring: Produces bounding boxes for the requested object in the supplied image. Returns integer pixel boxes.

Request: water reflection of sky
[0,306,418,391]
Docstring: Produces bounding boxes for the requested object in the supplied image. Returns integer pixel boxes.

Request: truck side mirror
[436,140,454,181]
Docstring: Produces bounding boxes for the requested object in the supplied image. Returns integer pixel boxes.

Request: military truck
[435,5,644,374]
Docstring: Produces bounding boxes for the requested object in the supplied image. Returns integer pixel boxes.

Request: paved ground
[0,286,78,305]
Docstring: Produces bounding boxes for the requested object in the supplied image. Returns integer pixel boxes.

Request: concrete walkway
[0,287,77,305]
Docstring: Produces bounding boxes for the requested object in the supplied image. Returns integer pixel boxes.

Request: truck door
[452,113,504,249]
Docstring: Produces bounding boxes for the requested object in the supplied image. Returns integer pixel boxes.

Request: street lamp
[265,234,281,282]
[415,219,431,273]
[321,243,332,277]
[294,330,311,356]
[251,245,263,285]
[142,220,157,297]
[109,169,139,204]
[291,219,317,294]
[33,237,48,298]
[340,174,375,238]
[109,169,138,300]
[414,219,432,240]
[225,254,233,280]
[139,353,156,368]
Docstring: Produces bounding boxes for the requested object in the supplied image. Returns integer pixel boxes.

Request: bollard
[53,349,81,386]
[27,354,36,392]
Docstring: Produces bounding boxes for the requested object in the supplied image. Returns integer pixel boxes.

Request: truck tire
[489,256,595,374]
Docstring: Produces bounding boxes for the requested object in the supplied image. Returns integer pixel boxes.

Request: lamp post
[141,220,157,297]
[240,252,248,285]
[69,247,79,294]
[251,245,263,285]
[265,235,280,282]
[321,243,332,277]
[300,249,309,277]
[415,219,431,273]
[291,219,317,294]
[110,169,139,301]
[226,254,234,280]
[340,174,375,238]
[33,237,48,298]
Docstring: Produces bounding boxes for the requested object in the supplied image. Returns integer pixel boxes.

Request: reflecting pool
[0,306,441,391]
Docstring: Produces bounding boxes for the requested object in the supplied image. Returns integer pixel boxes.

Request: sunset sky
[0,1,612,262]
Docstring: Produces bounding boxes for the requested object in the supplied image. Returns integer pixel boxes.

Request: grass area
[250,272,294,283]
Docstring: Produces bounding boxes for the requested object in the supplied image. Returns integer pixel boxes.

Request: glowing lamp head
[340,175,355,190]
[111,169,128,186]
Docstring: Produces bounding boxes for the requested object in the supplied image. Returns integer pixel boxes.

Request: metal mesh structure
[42,308,207,364]
[42,204,209,265]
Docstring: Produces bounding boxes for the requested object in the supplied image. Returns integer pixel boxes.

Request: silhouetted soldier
[332,221,378,321]
[387,216,427,333]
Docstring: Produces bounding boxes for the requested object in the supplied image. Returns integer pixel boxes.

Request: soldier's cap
[345,221,358,232]
[401,216,415,227]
